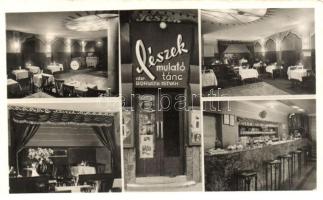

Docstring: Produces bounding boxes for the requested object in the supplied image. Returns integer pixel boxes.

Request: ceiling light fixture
[65,13,119,32]
[202,9,268,25]
[160,21,167,29]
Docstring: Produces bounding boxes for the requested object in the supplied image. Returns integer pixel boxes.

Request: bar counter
[204,138,308,191]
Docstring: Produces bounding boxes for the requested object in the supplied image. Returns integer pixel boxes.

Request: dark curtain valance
[8,106,114,127]
[92,126,120,175]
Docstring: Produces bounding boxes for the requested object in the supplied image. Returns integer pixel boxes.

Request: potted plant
[27,148,54,176]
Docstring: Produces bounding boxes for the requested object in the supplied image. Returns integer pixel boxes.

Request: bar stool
[298,147,309,168]
[278,154,292,189]
[295,150,302,177]
[265,160,282,190]
[236,170,258,191]
[290,151,302,178]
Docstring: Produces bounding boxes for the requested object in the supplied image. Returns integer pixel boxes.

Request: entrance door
[136,89,184,177]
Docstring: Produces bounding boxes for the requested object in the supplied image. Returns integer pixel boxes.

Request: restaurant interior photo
[203,99,316,191]
[8,102,122,193]
[6,11,119,98]
[201,8,315,96]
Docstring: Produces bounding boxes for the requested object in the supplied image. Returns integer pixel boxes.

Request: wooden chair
[17,77,33,97]
[54,79,65,97]
[62,84,76,97]
[86,87,107,97]
[78,173,114,192]
[41,75,53,94]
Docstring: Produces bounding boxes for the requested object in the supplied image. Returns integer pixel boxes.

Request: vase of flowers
[27,148,54,176]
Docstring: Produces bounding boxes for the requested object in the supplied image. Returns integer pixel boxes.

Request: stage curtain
[10,122,40,172]
[217,41,229,58]
[92,125,120,175]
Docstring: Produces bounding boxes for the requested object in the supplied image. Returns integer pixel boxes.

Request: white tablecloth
[55,185,93,193]
[7,79,18,85]
[265,64,277,74]
[202,70,218,87]
[239,68,259,80]
[12,69,29,80]
[70,166,96,177]
[253,62,263,68]
[33,73,55,87]
[47,64,63,73]
[26,66,40,74]
[287,67,308,82]
[86,57,98,68]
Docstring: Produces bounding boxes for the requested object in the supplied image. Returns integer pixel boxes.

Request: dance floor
[54,69,111,91]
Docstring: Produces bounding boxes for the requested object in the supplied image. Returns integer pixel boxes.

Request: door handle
[160,121,164,139]
[156,121,160,139]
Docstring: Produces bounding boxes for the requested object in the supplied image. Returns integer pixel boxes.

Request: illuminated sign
[131,23,193,88]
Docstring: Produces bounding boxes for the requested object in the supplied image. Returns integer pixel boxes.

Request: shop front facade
[120,10,202,190]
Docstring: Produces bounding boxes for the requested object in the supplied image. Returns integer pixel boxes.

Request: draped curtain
[92,126,120,175]
[281,33,302,66]
[10,122,40,171]
[217,41,229,59]
[218,40,254,63]
[265,39,277,63]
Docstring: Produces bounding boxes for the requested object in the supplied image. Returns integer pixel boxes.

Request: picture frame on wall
[230,115,235,126]
[188,109,202,146]
[223,114,230,125]
[122,110,134,148]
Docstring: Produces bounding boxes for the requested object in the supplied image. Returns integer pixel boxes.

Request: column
[107,18,119,94]
[275,39,282,65]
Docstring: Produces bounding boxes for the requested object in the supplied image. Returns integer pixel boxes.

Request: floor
[296,163,316,190]
[55,69,110,90]
[263,78,314,95]
[126,175,203,192]
[215,81,289,97]
[204,77,315,97]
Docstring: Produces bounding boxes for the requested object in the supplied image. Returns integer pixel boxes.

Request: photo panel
[6,11,119,98]
[201,8,315,97]
[8,101,122,193]
[120,9,203,192]
[203,99,316,191]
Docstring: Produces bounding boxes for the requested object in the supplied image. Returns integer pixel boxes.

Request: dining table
[33,73,55,88]
[70,165,97,190]
[46,64,63,73]
[7,79,20,97]
[70,166,96,177]
[26,65,41,74]
[287,66,308,82]
[12,69,29,80]
[55,185,93,193]
[239,68,259,81]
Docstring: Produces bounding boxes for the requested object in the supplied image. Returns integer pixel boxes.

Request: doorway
[135,88,185,177]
